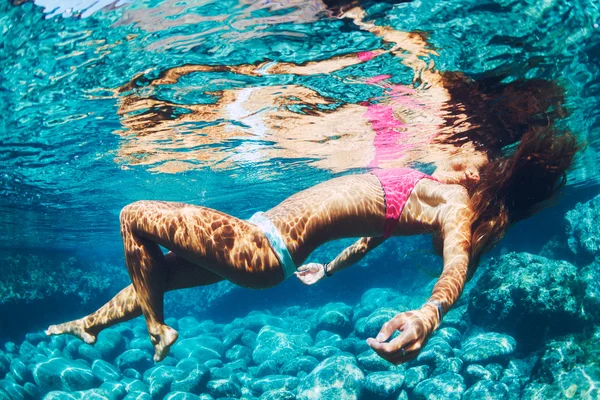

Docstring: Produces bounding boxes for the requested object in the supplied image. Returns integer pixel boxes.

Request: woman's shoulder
[417,179,470,206]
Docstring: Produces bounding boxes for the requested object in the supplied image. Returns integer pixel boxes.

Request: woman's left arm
[368,201,471,364]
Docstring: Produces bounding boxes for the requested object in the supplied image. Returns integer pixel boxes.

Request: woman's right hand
[294,263,326,285]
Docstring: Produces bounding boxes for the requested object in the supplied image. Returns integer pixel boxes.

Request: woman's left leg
[46,252,223,344]
[119,200,282,361]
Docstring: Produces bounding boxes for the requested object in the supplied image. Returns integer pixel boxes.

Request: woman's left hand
[294,263,326,285]
[367,308,436,364]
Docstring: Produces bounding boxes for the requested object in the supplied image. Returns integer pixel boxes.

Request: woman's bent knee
[120,200,163,229]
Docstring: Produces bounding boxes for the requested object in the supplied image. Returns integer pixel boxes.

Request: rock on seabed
[296,355,364,400]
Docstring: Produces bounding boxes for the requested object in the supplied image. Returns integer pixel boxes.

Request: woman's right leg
[46,252,223,343]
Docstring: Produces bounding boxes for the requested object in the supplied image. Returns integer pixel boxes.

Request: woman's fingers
[296,265,310,273]
[368,331,416,363]
[367,313,425,364]
[295,263,326,286]
[372,314,404,343]
[296,273,317,285]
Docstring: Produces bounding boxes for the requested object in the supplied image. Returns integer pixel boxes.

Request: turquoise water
[1,0,600,399]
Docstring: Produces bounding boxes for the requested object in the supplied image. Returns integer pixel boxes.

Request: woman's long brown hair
[466,127,581,278]
[438,71,568,159]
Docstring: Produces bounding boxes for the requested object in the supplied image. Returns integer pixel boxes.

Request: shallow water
[1,0,600,399]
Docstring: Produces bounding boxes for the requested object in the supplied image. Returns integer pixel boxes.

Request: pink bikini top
[372,168,438,238]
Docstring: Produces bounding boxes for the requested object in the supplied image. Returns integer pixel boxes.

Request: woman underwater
[47,126,579,364]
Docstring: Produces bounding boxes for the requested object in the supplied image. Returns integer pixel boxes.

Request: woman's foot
[149,325,178,362]
[46,319,97,344]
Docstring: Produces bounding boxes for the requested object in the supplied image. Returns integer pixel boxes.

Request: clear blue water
[1,0,600,399]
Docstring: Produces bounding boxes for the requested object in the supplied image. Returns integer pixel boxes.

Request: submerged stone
[0,378,26,400]
[92,359,121,382]
[4,343,17,354]
[171,336,223,362]
[63,339,83,360]
[225,344,252,363]
[32,357,97,392]
[25,333,46,346]
[210,360,247,379]
[357,350,396,372]
[99,381,127,400]
[581,260,600,321]
[434,327,462,349]
[306,345,341,361]
[468,253,586,345]
[260,389,296,400]
[252,375,299,394]
[239,313,287,333]
[164,392,202,400]
[463,380,510,400]
[171,364,210,394]
[500,357,537,396]
[537,337,584,382]
[256,360,279,377]
[338,338,360,354]
[280,356,319,376]
[252,326,312,366]
[206,378,241,398]
[144,365,186,399]
[413,372,465,400]
[355,308,399,339]
[464,364,492,386]
[203,359,222,369]
[116,349,153,372]
[433,357,463,376]
[129,338,154,354]
[175,357,203,373]
[486,363,504,381]
[95,330,126,361]
[178,317,200,332]
[439,306,469,333]
[316,302,354,336]
[565,194,600,261]
[242,331,258,349]
[23,382,41,399]
[364,371,405,398]
[0,355,8,380]
[49,336,67,352]
[123,368,142,380]
[18,342,37,358]
[314,330,341,345]
[416,337,453,366]
[223,328,245,349]
[123,391,152,400]
[357,288,403,320]
[296,355,364,400]
[461,333,517,364]
[553,364,600,399]
[78,343,102,364]
[404,366,429,389]
[74,388,112,399]
[43,391,78,399]
[9,358,30,384]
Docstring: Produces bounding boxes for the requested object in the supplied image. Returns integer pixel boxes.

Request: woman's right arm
[327,236,387,275]
[295,236,386,285]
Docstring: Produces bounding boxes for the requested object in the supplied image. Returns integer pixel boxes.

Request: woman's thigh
[120,200,284,288]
